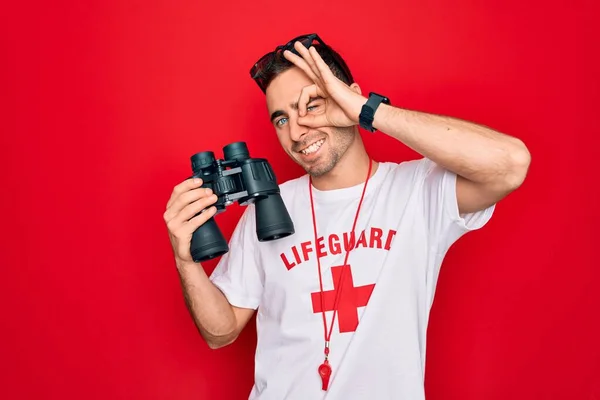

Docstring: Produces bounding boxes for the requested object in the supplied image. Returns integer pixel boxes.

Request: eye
[306,101,322,112]
[275,117,288,127]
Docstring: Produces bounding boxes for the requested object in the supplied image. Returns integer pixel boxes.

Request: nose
[289,114,308,142]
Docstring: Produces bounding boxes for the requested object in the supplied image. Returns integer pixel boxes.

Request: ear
[349,82,362,96]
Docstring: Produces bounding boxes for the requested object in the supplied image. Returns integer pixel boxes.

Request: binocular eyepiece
[189,141,295,262]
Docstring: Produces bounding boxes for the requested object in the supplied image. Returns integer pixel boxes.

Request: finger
[176,193,218,224]
[167,178,203,209]
[297,84,320,117]
[298,112,330,129]
[166,187,213,221]
[181,206,218,235]
[293,41,321,80]
[309,46,339,86]
[164,187,213,222]
[283,49,320,84]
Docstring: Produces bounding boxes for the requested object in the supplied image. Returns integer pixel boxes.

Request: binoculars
[188,141,295,262]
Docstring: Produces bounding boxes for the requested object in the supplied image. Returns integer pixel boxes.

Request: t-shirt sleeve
[209,204,263,310]
[419,158,495,255]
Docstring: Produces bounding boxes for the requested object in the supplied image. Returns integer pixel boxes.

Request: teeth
[301,139,324,155]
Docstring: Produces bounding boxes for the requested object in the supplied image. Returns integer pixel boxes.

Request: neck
[310,138,379,191]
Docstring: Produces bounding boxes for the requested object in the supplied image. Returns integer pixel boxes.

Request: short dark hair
[252,44,355,94]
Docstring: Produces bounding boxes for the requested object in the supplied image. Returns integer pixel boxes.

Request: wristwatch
[359,92,390,132]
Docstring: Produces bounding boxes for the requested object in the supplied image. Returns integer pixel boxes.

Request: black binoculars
[188,141,295,262]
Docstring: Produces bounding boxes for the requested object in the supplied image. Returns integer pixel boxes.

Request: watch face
[370,92,390,104]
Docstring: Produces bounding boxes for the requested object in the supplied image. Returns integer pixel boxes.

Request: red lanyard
[308,159,373,391]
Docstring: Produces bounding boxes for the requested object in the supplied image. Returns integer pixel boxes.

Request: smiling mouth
[299,139,325,155]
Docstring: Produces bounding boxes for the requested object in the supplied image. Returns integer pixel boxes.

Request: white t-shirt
[210,158,495,400]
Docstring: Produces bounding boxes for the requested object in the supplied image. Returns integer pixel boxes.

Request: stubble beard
[301,126,356,178]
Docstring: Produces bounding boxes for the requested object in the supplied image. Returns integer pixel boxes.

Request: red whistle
[318,361,332,391]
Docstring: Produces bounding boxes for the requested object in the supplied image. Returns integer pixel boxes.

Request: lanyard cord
[308,158,373,390]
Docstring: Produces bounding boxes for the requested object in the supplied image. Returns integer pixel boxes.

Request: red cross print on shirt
[310,264,375,333]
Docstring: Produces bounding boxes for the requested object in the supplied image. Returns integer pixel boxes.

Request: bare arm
[163,178,254,349]
[176,259,255,349]
[280,43,531,214]
[371,105,531,214]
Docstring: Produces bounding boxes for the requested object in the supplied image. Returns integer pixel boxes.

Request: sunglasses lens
[286,35,315,55]
[251,54,272,77]
[299,36,313,47]
[250,34,348,92]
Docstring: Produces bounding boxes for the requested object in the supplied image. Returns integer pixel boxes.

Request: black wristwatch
[359,92,391,132]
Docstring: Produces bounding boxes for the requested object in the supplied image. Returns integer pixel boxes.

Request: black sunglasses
[249,33,352,93]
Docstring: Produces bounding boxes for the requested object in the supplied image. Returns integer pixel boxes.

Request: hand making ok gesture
[283,41,367,130]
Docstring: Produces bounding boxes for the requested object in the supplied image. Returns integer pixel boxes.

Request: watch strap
[359,92,390,132]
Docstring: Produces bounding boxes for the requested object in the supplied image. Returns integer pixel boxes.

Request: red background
[2,0,599,399]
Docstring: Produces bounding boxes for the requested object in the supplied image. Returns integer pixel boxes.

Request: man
[163,33,531,399]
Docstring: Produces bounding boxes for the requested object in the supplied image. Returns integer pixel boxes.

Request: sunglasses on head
[249,33,351,92]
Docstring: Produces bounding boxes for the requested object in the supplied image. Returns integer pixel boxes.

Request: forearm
[176,260,238,348]
[373,104,530,188]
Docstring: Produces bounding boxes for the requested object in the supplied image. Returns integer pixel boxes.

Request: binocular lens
[223,142,250,161]
[191,151,216,174]
[190,217,229,262]
[255,194,295,241]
